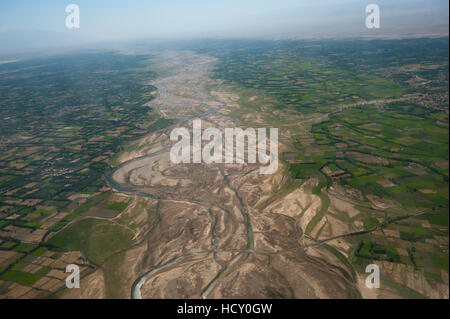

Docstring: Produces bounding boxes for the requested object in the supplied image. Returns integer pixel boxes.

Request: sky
[0,0,448,54]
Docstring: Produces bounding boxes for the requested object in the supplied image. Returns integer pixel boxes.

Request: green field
[46,218,135,265]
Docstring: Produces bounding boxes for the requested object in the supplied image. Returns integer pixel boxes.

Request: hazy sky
[0,0,448,54]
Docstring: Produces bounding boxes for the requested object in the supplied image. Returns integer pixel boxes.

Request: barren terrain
[106,52,361,299]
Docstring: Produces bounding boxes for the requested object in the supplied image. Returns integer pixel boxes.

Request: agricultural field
[204,37,449,298]
[0,52,171,298]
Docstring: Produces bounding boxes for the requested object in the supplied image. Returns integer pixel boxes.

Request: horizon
[0,0,448,56]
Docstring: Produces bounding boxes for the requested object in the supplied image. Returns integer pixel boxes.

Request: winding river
[105,77,255,299]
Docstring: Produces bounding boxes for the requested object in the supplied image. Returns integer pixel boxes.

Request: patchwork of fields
[203,38,449,298]
[0,38,448,299]
[0,52,171,298]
